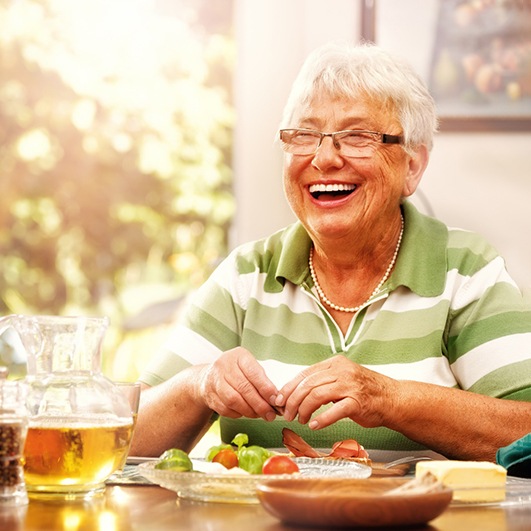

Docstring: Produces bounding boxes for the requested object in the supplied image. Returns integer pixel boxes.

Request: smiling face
[282,91,427,247]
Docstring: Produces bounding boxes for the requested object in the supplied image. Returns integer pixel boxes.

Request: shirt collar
[389,201,448,297]
[274,201,448,297]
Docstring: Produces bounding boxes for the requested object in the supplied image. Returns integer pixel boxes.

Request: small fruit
[238,445,272,474]
[155,448,193,472]
[212,448,239,469]
[262,455,300,475]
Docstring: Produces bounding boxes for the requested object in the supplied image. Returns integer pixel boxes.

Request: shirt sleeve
[138,252,245,385]
[446,255,531,399]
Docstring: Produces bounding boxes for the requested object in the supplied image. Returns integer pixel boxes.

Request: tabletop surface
[1,482,531,531]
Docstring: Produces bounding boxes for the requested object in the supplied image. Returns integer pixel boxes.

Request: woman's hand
[276,354,398,429]
[198,347,280,421]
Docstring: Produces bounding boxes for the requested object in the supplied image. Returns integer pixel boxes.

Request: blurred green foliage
[0,0,235,379]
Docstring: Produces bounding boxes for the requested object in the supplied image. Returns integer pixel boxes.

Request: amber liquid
[23,419,133,496]
[115,412,138,471]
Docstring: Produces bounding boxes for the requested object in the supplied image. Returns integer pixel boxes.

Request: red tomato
[262,455,300,475]
[212,448,239,469]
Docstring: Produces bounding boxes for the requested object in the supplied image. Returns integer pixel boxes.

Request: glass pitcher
[0,315,133,499]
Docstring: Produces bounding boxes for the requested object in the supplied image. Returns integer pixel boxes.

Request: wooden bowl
[256,477,453,528]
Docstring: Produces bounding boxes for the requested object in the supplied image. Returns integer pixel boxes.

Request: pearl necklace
[308,216,404,313]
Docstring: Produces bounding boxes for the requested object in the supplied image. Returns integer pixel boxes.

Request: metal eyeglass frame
[279,128,403,156]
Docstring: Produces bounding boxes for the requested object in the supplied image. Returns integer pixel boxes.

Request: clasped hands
[198,347,391,430]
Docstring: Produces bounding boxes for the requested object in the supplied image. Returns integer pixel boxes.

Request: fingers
[201,350,386,429]
[308,397,361,430]
[276,357,342,421]
[222,370,275,420]
[282,374,337,423]
[275,356,385,428]
[200,348,280,421]
[237,352,279,408]
[274,368,310,410]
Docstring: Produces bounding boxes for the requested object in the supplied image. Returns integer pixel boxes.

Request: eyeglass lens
[280,130,387,158]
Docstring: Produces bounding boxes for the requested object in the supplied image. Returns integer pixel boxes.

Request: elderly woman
[132,42,531,461]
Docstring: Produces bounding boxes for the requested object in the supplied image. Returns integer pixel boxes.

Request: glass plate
[137,457,372,504]
[450,477,531,507]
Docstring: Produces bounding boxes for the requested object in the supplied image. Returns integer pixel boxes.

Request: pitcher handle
[0,315,44,374]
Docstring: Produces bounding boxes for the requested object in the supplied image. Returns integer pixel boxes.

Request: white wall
[232,0,531,294]
[231,0,361,244]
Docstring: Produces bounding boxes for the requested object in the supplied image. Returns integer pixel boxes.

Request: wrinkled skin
[277,355,394,431]
[198,347,280,421]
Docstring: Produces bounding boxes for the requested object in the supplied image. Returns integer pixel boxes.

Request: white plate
[137,457,372,504]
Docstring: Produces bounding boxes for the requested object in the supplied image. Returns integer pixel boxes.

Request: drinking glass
[115,382,141,421]
[113,382,141,470]
[0,374,28,507]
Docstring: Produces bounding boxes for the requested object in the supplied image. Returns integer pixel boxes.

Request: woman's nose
[311,135,344,171]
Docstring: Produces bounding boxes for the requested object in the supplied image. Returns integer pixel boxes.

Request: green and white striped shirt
[141,201,531,451]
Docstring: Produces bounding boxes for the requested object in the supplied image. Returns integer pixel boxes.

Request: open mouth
[309,183,357,200]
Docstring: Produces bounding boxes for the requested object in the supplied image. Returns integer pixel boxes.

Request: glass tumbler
[113,381,141,470]
[0,370,28,507]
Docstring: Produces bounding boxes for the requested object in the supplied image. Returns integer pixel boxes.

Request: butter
[415,460,507,503]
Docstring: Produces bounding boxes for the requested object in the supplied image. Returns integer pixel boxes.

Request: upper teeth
[309,183,356,193]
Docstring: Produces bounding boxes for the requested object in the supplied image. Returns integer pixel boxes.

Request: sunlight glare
[17,128,51,161]
[62,511,83,531]
[97,510,118,531]
[34,0,195,105]
[56,0,155,72]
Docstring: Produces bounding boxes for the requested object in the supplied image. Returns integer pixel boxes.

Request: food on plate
[206,433,271,474]
[237,445,272,474]
[415,460,507,502]
[154,433,300,476]
[212,448,239,469]
[262,455,300,475]
[206,433,299,475]
[329,439,370,460]
[154,448,193,472]
[282,428,371,464]
[282,428,322,458]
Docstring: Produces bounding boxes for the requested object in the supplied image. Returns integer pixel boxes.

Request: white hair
[280,42,438,151]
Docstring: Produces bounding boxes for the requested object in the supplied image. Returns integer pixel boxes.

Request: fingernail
[309,420,318,429]
[271,405,285,416]
[265,412,276,422]
[275,394,284,406]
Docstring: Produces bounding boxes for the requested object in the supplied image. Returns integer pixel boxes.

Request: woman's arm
[130,348,280,456]
[385,378,531,460]
[276,355,531,460]
[130,366,213,456]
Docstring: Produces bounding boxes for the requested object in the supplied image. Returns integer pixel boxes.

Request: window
[0,0,235,379]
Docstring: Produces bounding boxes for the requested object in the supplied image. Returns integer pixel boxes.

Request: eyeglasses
[279,128,403,158]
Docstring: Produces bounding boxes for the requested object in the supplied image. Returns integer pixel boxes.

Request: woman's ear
[402,144,429,198]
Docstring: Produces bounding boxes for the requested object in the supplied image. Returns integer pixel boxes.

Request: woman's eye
[342,132,374,144]
[293,132,317,143]
[344,133,364,142]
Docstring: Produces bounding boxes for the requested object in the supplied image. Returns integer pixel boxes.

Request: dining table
[2,476,531,531]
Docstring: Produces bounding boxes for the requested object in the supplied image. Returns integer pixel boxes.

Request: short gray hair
[280,42,438,152]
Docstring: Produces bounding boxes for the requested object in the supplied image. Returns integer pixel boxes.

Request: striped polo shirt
[140,201,531,451]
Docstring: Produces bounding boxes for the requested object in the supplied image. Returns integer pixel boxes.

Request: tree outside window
[0,0,235,380]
